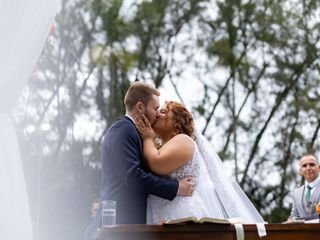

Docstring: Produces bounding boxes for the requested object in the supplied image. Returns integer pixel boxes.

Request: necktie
[305,185,312,201]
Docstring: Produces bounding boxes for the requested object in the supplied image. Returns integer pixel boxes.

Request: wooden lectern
[97,223,320,240]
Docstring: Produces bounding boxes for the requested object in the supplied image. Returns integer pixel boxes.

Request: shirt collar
[125,114,135,123]
[305,175,320,188]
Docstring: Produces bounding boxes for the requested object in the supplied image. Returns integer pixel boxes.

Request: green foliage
[97,0,132,42]
[268,206,292,223]
[207,38,235,66]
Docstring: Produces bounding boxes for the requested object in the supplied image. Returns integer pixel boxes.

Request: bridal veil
[195,130,265,223]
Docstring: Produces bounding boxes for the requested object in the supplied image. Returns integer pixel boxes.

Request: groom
[89,81,194,237]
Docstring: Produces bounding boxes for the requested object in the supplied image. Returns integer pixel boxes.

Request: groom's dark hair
[124,81,160,111]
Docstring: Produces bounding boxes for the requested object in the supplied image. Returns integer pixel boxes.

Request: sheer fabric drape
[0,0,58,239]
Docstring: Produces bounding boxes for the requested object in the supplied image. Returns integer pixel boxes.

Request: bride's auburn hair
[166,101,195,140]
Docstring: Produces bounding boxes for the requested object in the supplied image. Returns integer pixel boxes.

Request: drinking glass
[102,200,116,226]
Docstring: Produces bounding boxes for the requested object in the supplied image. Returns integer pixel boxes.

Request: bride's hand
[135,114,155,140]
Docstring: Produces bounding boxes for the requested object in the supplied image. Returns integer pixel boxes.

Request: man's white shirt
[305,175,320,198]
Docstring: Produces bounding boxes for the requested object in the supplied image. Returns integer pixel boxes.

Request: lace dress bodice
[169,143,200,183]
[147,142,222,224]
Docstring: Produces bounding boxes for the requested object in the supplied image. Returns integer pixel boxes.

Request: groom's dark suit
[92,116,178,231]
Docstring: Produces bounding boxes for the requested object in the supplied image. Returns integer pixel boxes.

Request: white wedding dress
[147,143,224,223]
[147,132,265,224]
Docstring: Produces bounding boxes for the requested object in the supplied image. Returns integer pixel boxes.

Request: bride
[135,101,264,224]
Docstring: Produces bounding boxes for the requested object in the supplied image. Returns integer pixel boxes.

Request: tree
[13,0,320,239]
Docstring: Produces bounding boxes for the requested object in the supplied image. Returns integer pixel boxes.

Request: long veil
[195,130,265,223]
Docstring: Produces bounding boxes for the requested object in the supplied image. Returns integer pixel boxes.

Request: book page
[198,217,243,224]
[164,216,199,224]
[165,216,243,225]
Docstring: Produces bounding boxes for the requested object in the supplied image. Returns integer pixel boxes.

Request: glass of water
[102,200,116,226]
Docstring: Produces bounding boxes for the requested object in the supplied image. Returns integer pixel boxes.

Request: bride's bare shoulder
[170,134,195,149]
[173,133,194,141]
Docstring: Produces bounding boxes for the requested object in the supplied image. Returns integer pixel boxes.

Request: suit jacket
[290,178,320,219]
[92,116,178,230]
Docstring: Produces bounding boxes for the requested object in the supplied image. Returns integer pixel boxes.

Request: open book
[164,216,244,225]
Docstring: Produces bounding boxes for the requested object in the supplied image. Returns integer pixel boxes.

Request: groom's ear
[136,101,145,114]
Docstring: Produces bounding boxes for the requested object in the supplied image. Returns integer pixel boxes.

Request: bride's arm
[143,134,195,175]
[135,115,195,175]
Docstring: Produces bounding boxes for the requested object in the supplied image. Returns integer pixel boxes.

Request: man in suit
[88,81,194,239]
[288,154,320,221]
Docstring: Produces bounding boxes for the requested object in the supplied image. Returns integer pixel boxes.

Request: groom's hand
[177,177,195,196]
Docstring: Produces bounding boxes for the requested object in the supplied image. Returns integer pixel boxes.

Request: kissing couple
[89,81,264,238]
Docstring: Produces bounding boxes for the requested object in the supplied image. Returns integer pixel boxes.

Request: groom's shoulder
[108,116,135,134]
[114,116,134,127]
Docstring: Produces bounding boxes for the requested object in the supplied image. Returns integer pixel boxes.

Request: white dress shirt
[305,175,320,198]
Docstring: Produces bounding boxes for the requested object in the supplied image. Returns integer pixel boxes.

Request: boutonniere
[316,202,320,214]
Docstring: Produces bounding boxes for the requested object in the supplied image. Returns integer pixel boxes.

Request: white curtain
[0,0,58,239]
